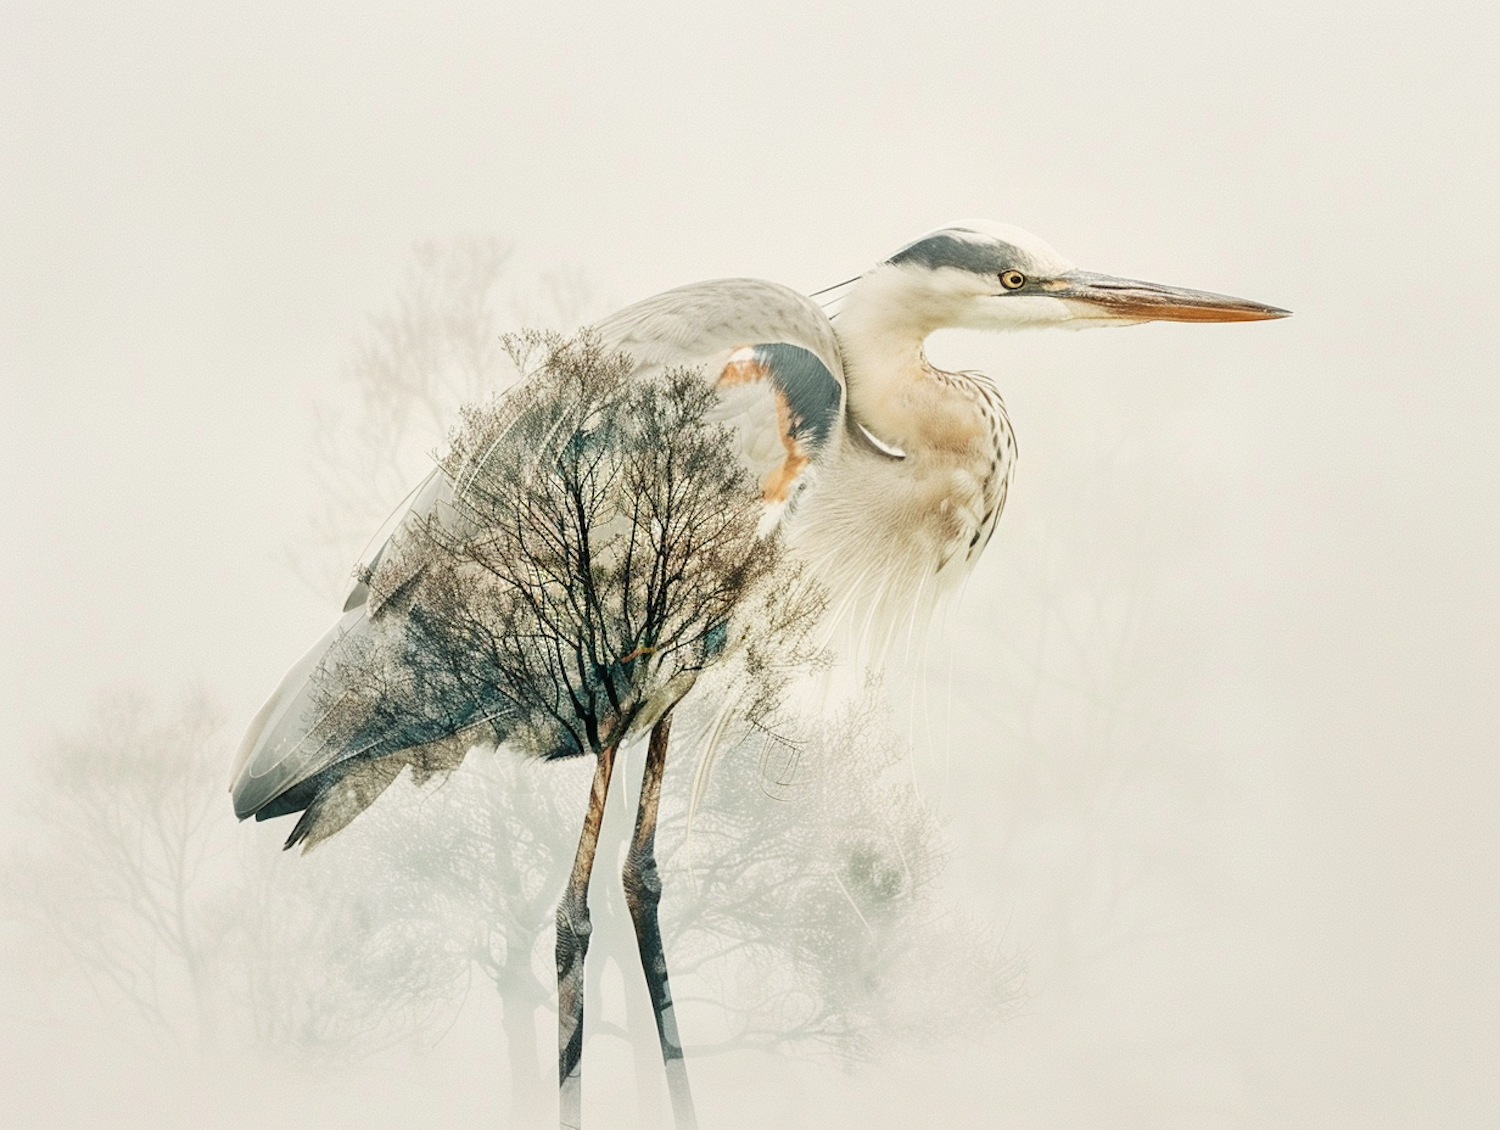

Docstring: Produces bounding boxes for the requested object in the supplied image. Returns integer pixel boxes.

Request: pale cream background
[2,2,1495,1126]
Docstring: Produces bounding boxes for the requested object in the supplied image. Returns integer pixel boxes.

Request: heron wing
[596,278,846,518]
[231,277,845,828]
[594,277,843,382]
[228,605,374,819]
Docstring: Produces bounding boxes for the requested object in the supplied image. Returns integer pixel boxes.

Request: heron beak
[1054,270,1290,323]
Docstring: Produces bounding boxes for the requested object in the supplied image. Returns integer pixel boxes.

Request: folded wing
[230,278,846,842]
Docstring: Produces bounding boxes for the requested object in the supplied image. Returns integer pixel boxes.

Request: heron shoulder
[594,277,844,387]
[590,278,848,528]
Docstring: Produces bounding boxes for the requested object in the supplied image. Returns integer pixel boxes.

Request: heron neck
[834,271,955,452]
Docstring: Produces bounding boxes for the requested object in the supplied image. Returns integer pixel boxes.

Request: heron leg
[622,715,699,1130]
[557,743,617,1130]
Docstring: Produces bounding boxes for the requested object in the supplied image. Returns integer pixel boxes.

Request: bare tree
[287,330,821,841]
[1,691,236,1050]
[294,238,595,601]
[0,690,478,1062]
[656,696,1020,1061]
[302,754,594,1122]
[226,817,472,1061]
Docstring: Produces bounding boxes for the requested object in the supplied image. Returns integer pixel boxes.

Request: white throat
[833,266,961,451]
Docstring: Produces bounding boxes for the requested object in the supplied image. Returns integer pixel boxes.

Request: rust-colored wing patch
[718,351,773,387]
[762,389,810,502]
[716,344,837,505]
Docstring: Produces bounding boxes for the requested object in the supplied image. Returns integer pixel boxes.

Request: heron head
[875,220,1289,331]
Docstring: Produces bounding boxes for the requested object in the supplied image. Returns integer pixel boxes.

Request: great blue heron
[230,220,1286,1129]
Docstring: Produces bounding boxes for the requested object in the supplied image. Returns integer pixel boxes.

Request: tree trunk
[503,997,546,1127]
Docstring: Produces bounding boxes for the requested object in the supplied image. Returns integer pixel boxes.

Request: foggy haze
[3,2,1497,1127]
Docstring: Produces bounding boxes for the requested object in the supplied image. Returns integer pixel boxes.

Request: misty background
[2,2,1496,1127]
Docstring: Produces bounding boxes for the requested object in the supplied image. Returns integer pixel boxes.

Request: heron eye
[999,269,1027,291]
